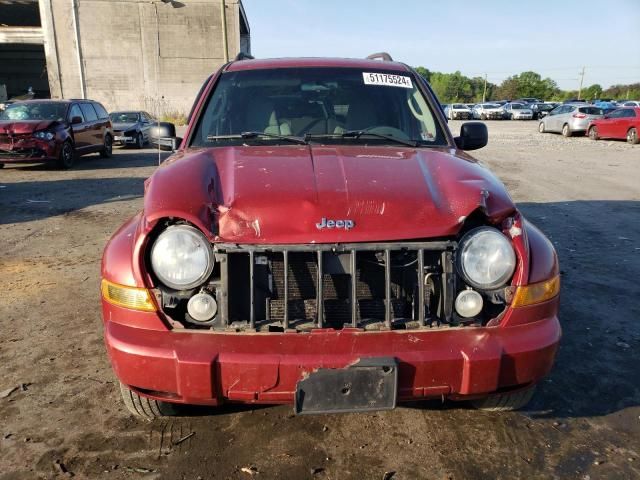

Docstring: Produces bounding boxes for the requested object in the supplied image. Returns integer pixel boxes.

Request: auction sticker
[363,72,413,88]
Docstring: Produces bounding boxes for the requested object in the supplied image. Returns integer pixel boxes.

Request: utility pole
[220,0,229,62]
[482,73,488,103]
[577,66,585,100]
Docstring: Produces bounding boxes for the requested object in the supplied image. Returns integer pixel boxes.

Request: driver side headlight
[457,227,516,290]
[150,225,214,290]
[33,131,54,140]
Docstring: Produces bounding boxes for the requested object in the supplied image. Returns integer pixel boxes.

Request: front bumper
[103,300,561,407]
[114,133,136,145]
[512,113,533,120]
[0,140,58,163]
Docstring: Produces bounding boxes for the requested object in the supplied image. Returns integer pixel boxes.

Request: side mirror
[171,137,182,152]
[71,116,83,124]
[454,122,488,151]
[603,114,609,119]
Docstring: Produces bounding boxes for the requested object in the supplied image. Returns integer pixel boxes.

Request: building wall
[38,0,249,116]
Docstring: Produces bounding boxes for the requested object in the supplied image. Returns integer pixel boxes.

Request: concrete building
[0,0,250,115]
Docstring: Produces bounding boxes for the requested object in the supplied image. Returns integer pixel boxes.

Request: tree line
[414,66,640,103]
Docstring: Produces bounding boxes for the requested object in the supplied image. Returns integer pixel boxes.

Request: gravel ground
[1,121,639,480]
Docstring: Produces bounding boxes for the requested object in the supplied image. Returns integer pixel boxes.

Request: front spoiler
[104,303,561,407]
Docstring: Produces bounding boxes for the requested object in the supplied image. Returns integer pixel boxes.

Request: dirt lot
[1,122,639,480]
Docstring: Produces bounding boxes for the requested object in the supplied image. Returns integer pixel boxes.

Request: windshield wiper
[206,131,307,145]
[304,130,419,147]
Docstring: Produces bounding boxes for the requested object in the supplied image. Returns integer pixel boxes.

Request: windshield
[511,104,524,109]
[191,67,446,147]
[110,112,139,123]
[452,104,466,109]
[0,102,67,121]
[484,104,500,109]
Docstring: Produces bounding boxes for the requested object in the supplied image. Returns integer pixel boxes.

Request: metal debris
[172,431,195,446]
[0,386,17,399]
[241,466,259,476]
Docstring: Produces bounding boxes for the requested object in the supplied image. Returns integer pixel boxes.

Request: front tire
[588,126,599,141]
[627,127,638,144]
[538,122,546,133]
[119,383,178,420]
[562,123,572,137]
[471,386,536,412]
[56,141,75,169]
[100,134,113,158]
[480,113,487,120]
[135,132,144,149]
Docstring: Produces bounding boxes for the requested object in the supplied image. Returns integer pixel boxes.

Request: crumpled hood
[144,145,516,243]
[0,120,57,134]
[112,122,138,131]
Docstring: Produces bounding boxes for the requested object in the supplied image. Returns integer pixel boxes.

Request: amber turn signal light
[101,279,156,312]
[511,276,560,308]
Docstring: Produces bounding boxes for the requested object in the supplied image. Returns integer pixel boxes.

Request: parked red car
[0,99,113,169]
[587,107,640,144]
[101,54,561,419]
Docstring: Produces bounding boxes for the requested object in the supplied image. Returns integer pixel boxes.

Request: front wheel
[135,132,144,149]
[562,124,572,137]
[471,386,536,411]
[538,122,546,133]
[480,113,487,120]
[627,127,639,145]
[119,383,178,420]
[100,134,113,158]
[56,141,75,169]
[588,126,599,141]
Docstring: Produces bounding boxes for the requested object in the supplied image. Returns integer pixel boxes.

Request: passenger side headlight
[457,227,516,290]
[150,225,214,290]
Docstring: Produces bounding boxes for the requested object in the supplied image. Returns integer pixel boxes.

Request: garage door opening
[0,0,49,100]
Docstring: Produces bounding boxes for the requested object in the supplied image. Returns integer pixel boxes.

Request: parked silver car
[538,104,603,137]
[472,103,506,120]
[504,102,533,120]
[444,103,472,120]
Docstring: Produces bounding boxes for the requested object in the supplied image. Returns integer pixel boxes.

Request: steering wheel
[362,126,411,140]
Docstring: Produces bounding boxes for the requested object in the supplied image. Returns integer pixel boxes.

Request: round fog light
[455,289,483,318]
[187,292,218,323]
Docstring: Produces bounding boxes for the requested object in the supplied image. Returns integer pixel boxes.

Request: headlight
[150,225,214,290]
[457,227,516,290]
[33,131,54,140]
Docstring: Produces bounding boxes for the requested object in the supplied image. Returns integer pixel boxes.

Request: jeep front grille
[215,242,456,331]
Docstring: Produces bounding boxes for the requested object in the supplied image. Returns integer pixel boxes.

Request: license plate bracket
[294,357,398,415]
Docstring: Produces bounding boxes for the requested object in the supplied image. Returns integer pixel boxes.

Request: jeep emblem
[316,217,355,230]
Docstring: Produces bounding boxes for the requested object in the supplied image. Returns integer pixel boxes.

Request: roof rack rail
[235,52,255,61]
[366,52,393,62]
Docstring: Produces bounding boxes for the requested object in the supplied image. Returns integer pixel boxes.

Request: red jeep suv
[0,99,113,169]
[101,54,561,418]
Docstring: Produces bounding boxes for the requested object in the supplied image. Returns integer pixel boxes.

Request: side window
[628,110,637,118]
[68,104,84,123]
[79,103,98,122]
[93,103,109,119]
[608,110,624,119]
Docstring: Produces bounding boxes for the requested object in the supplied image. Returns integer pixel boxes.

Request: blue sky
[241,0,640,90]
